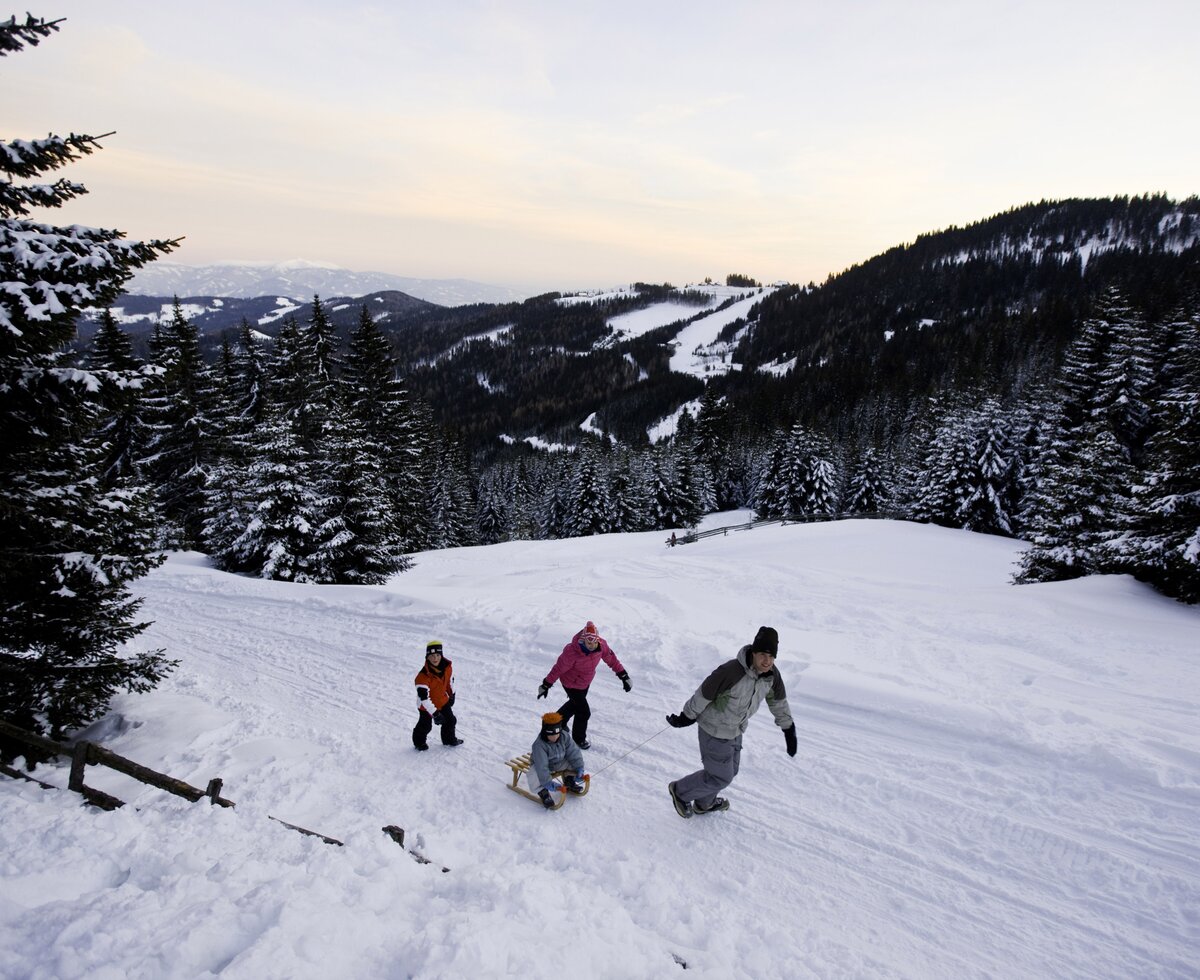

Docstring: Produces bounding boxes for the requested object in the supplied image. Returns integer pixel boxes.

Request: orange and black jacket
[414,659,454,713]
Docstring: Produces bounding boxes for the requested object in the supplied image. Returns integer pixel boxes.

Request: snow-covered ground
[3,516,1199,979]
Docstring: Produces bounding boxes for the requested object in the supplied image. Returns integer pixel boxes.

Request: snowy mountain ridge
[930,201,1200,270]
[125,260,530,307]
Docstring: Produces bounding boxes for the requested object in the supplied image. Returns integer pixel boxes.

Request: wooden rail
[666,511,899,547]
[1,719,449,869]
[0,718,233,811]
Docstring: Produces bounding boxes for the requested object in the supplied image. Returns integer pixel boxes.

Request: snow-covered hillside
[3,518,1198,979]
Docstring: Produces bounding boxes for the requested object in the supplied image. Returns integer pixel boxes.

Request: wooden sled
[505,752,591,809]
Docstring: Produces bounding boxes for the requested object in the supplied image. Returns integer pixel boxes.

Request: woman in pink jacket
[537,621,631,749]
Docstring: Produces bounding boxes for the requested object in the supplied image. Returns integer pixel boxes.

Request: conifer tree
[844,446,890,514]
[1093,288,1155,466]
[1127,308,1200,600]
[142,299,217,548]
[954,398,1019,535]
[476,479,510,545]
[85,310,155,487]
[312,402,409,583]
[565,444,613,536]
[227,409,323,582]
[343,305,428,553]
[201,324,268,571]
[1,14,177,741]
[609,451,649,532]
[752,437,790,520]
[425,439,477,549]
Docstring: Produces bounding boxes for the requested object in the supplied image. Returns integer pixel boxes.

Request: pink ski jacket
[544,629,626,690]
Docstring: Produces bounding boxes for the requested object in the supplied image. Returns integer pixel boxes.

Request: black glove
[447,692,455,707]
[784,723,797,757]
[617,670,632,693]
[537,681,550,700]
[432,710,443,725]
[416,686,428,701]
[538,788,555,809]
[666,713,696,728]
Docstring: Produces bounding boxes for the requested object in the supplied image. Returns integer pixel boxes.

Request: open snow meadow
[2,515,1198,979]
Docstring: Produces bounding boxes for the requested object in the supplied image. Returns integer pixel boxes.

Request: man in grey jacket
[666,626,797,817]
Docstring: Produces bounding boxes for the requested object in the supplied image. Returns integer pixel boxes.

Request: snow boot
[668,781,693,819]
[443,737,464,747]
[414,742,429,751]
[694,797,729,814]
[576,737,591,750]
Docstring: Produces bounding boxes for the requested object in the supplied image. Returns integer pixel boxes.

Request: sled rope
[590,725,669,777]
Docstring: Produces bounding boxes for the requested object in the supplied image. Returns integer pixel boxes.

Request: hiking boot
[694,797,729,814]
[576,737,591,749]
[668,781,693,819]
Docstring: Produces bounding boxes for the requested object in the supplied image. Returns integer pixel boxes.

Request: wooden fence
[666,511,899,547]
[0,719,447,870]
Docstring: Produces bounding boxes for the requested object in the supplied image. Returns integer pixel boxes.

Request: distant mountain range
[86,196,1199,460]
[124,260,530,307]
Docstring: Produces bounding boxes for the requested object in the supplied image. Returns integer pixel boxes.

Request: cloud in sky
[6,0,1198,291]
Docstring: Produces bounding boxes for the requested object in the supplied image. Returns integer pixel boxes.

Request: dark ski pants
[674,728,742,809]
[413,705,458,747]
[557,686,591,742]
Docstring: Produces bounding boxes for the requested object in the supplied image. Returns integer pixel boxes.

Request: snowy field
[2,516,1199,979]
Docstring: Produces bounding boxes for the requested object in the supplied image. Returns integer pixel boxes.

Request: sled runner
[505,752,590,809]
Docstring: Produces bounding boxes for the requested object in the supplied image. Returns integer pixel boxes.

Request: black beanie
[752,626,779,656]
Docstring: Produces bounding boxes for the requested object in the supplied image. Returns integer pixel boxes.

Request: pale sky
[7,1,1199,292]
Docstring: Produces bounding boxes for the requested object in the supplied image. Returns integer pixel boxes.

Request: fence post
[68,741,89,793]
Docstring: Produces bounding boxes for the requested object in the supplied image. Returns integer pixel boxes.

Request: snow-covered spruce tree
[476,478,510,545]
[1092,287,1156,467]
[141,299,218,549]
[647,448,692,530]
[953,398,1020,536]
[226,408,323,582]
[425,439,478,549]
[505,460,539,541]
[608,450,649,532]
[343,304,429,554]
[903,396,965,526]
[311,401,409,583]
[538,456,574,539]
[1,13,177,742]
[752,436,790,520]
[84,309,158,488]
[201,324,269,571]
[844,446,890,514]
[1126,306,1200,600]
[791,425,840,517]
[565,443,614,537]
[1016,293,1145,583]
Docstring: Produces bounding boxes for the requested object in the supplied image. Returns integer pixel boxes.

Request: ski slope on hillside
[2,518,1198,979]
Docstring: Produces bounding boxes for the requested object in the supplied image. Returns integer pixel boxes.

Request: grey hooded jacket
[529,729,586,792]
[682,645,794,740]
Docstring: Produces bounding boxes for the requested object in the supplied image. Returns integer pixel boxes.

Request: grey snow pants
[673,727,742,808]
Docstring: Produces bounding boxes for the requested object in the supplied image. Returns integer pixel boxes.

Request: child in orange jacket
[413,640,463,750]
